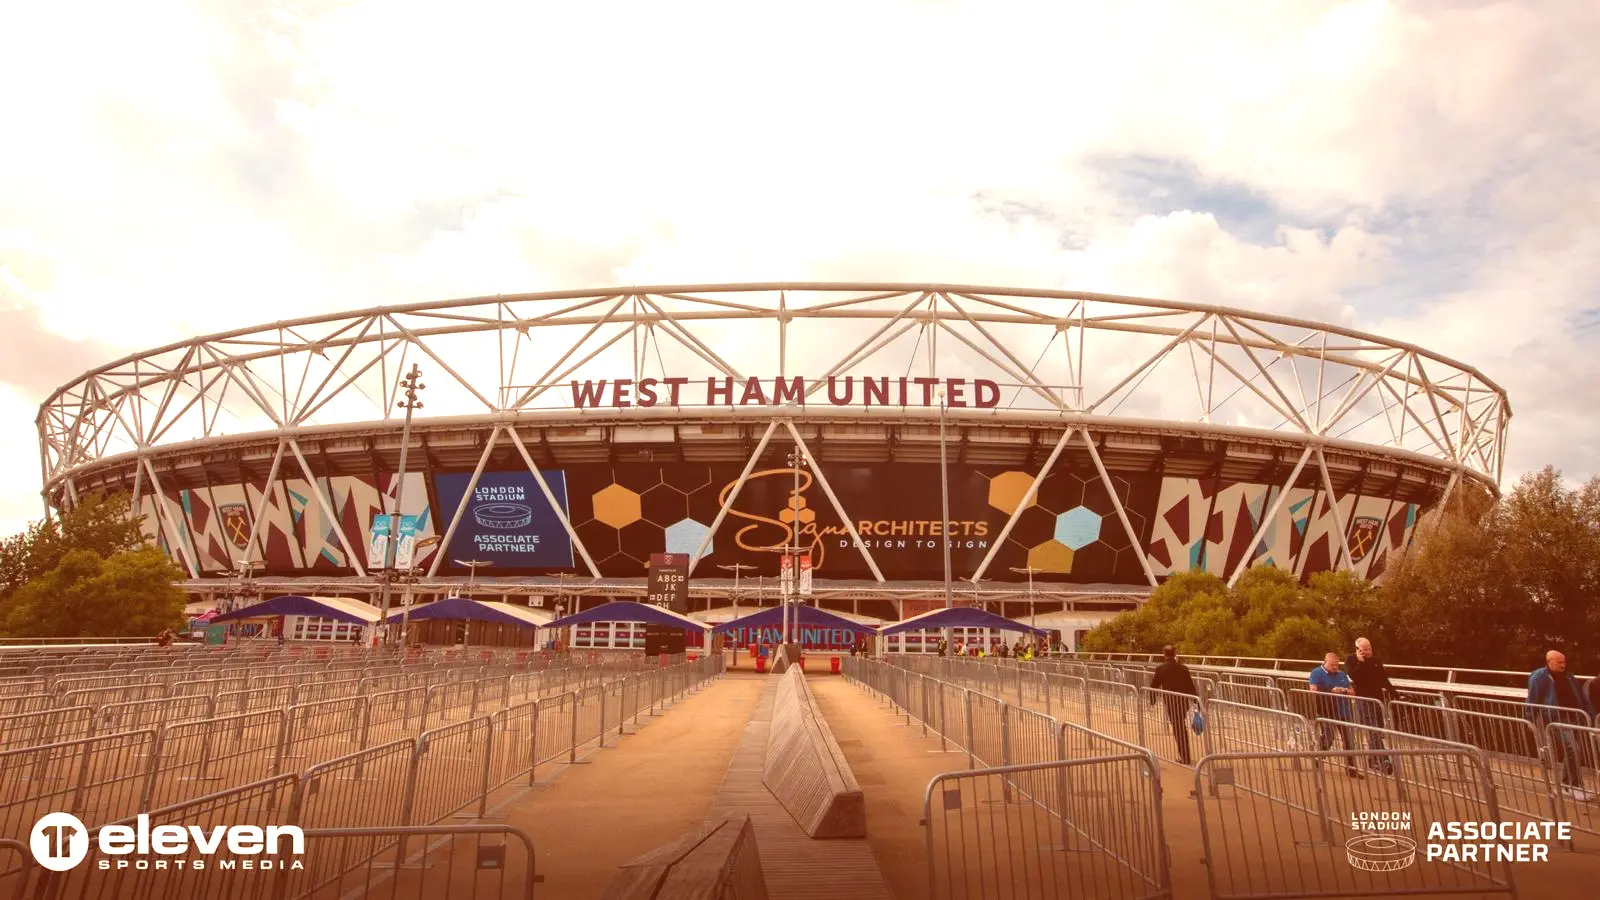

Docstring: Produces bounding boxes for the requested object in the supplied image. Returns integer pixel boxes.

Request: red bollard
[831,656,841,674]
[756,656,767,674]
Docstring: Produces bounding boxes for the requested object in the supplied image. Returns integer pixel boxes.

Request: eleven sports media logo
[30,812,305,873]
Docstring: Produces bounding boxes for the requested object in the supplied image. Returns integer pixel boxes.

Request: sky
[1,0,1597,538]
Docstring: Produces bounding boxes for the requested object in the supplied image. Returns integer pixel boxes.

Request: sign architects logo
[29,812,304,872]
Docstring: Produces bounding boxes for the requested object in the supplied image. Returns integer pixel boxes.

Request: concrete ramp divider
[601,814,769,900]
[762,667,867,838]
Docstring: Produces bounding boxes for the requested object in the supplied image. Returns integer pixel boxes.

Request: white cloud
[1,0,1597,537]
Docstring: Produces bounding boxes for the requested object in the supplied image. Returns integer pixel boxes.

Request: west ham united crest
[219,504,251,549]
[1348,516,1382,563]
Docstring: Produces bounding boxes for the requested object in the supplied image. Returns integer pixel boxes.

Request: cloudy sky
[1,0,1596,538]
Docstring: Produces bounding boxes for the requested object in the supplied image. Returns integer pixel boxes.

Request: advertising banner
[367,514,422,570]
[799,553,813,596]
[434,471,575,569]
[647,552,689,612]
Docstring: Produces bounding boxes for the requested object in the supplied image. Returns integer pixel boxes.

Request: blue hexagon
[664,518,713,558]
[1053,506,1102,551]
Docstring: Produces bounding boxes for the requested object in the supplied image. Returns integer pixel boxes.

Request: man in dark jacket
[1345,637,1397,773]
[1527,650,1595,800]
[1149,645,1199,766]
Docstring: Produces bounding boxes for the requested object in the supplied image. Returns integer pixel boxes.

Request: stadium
[34,283,1508,649]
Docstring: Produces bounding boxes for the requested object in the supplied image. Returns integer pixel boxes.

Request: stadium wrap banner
[433,470,576,568]
[144,461,1421,583]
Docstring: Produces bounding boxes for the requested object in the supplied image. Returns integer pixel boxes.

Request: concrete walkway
[488,674,767,898]
[704,675,895,900]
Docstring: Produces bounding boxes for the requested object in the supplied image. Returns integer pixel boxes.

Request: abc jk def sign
[646,553,689,655]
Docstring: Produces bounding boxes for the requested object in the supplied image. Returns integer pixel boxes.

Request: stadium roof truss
[37,284,1509,591]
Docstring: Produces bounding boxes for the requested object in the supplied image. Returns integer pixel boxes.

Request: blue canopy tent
[210,595,381,625]
[877,606,1048,637]
[543,601,708,632]
[714,605,876,646]
[380,597,550,629]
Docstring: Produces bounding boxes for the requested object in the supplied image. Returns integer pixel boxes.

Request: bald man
[1526,650,1594,799]
[1346,638,1397,773]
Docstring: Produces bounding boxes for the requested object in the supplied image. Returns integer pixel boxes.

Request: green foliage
[0,491,180,639]
[1,547,185,638]
[1083,565,1374,661]
[1083,465,1600,672]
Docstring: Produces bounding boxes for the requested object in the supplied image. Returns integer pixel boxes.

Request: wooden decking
[704,676,895,900]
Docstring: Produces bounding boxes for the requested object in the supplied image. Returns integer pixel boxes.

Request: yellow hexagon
[592,484,642,529]
[1026,540,1074,574]
[798,507,815,524]
[787,493,808,511]
[779,508,796,524]
[987,471,1037,514]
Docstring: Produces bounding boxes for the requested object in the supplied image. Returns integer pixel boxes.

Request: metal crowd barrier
[924,758,1171,900]
[1195,749,1516,900]
[0,656,725,845]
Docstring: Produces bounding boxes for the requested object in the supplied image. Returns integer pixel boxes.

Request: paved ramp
[704,676,894,900]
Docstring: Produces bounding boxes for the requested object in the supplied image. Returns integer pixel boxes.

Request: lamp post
[1010,565,1043,638]
[397,535,441,650]
[784,449,809,647]
[379,365,425,641]
[937,386,954,648]
[719,563,755,660]
[455,560,493,646]
[233,560,263,641]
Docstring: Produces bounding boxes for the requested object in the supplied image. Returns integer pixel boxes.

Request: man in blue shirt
[1526,650,1595,800]
[1309,652,1361,777]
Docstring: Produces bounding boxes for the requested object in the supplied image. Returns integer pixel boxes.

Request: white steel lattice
[38,283,1507,501]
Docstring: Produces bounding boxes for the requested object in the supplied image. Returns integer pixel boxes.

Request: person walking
[1345,637,1397,774]
[1148,645,1200,769]
[1309,652,1361,777]
[1526,650,1595,800]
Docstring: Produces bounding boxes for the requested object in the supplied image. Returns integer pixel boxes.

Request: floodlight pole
[785,449,808,646]
[457,559,493,645]
[379,364,425,646]
[719,563,755,660]
[1010,566,1042,634]
[398,535,441,649]
[939,388,954,649]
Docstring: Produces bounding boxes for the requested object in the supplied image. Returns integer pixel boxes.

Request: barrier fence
[845,657,1173,898]
[0,654,722,899]
[881,654,1600,846]
[1195,750,1517,900]
[0,656,724,851]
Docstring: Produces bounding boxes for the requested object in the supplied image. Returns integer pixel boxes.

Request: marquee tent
[543,601,707,632]
[714,604,877,636]
[380,597,552,629]
[209,595,382,625]
[877,606,1047,637]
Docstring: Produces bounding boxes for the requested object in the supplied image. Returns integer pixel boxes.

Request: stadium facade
[34,284,1508,644]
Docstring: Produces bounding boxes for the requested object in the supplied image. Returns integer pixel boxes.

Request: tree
[1,547,185,638]
[0,491,144,600]
[0,492,180,640]
[1081,564,1386,660]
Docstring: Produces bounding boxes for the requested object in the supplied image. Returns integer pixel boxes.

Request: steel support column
[427,426,501,578]
[1314,448,1357,573]
[237,439,287,566]
[504,425,603,579]
[1079,431,1160,588]
[780,419,885,583]
[1227,446,1314,587]
[969,426,1078,583]
[141,458,200,580]
[686,420,780,576]
[287,439,368,578]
